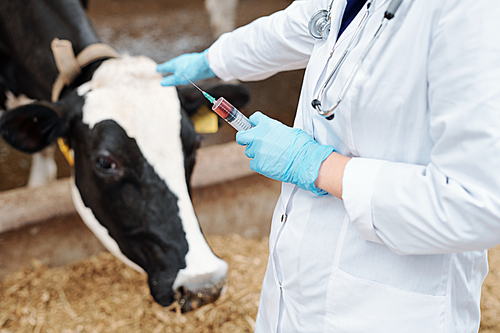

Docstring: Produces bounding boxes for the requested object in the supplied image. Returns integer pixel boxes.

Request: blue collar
[338,0,368,39]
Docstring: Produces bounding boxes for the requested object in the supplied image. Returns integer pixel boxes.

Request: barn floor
[1,235,500,333]
[0,235,267,333]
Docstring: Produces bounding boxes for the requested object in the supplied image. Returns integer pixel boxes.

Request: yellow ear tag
[57,137,74,167]
[191,105,219,134]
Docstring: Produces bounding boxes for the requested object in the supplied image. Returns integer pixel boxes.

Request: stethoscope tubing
[311,0,404,119]
[313,6,372,115]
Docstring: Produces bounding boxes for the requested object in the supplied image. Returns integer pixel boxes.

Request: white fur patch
[76,55,226,287]
[28,145,57,188]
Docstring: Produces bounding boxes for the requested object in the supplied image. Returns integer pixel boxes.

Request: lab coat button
[280,214,287,223]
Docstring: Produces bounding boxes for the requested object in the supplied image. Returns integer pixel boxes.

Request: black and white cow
[0,0,249,311]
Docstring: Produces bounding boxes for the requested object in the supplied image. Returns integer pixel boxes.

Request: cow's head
[0,55,249,311]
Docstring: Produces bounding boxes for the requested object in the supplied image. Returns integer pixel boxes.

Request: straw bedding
[1,235,499,332]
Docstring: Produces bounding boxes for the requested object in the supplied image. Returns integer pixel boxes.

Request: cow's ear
[0,101,69,153]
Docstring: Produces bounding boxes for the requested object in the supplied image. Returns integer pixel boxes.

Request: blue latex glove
[156,49,215,86]
[236,112,335,195]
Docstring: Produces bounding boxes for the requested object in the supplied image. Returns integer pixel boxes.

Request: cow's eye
[95,155,118,173]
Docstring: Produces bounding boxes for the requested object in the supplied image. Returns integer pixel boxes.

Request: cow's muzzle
[149,262,228,312]
[174,278,226,312]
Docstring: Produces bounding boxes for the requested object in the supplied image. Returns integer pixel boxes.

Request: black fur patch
[70,118,189,305]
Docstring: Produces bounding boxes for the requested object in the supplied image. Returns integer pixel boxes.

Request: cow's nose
[173,258,228,312]
[148,270,181,307]
[174,276,226,312]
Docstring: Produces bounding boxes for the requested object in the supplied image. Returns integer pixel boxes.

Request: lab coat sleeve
[207,0,327,82]
[342,0,500,255]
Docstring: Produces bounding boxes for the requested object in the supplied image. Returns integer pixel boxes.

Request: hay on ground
[1,234,499,332]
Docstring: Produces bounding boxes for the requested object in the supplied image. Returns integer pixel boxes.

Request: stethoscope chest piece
[308,9,331,40]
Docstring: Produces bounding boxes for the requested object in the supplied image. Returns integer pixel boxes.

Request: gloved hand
[156,49,215,86]
[236,112,335,195]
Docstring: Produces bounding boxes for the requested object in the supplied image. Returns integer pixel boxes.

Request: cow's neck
[0,0,100,101]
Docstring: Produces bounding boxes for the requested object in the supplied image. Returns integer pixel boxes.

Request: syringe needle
[182,75,216,103]
[182,75,203,93]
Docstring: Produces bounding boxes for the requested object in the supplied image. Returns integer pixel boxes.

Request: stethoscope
[308,0,404,120]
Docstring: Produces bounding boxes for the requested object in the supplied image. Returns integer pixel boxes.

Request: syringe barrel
[212,97,253,131]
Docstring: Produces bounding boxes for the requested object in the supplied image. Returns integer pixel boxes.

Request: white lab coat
[208,0,500,332]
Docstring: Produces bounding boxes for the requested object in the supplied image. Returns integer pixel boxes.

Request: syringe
[182,76,254,132]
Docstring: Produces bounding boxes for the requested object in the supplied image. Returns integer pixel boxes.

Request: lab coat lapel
[324,0,347,52]
[335,0,390,46]
[304,0,346,136]
[372,0,391,12]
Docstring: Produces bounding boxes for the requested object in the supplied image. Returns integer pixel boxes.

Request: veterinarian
[157,0,500,331]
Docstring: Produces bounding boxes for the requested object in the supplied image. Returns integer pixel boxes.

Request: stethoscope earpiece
[308,9,331,41]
